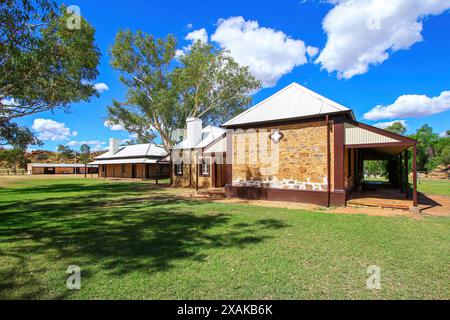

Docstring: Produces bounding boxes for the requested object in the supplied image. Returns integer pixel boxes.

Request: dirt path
[188,189,450,219]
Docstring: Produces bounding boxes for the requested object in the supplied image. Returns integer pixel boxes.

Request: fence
[0,169,27,176]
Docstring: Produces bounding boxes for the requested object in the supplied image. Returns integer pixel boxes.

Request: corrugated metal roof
[29,163,97,168]
[90,158,159,165]
[173,125,225,150]
[222,82,352,127]
[345,123,400,145]
[95,143,167,160]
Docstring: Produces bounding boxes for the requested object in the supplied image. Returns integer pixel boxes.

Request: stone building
[177,83,418,208]
[171,118,227,189]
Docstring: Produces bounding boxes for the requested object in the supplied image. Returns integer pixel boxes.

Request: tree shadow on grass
[0,182,288,299]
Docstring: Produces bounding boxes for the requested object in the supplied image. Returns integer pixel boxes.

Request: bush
[440,145,450,165]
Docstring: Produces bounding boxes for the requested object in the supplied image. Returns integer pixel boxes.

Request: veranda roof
[29,163,97,168]
[95,143,167,160]
[90,158,160,165]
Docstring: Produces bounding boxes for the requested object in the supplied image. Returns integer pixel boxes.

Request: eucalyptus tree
[107,30,260,151]
[0,1,100,148]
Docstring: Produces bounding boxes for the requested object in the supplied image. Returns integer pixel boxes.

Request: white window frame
[176,163,183,175]
[201,159,210,176]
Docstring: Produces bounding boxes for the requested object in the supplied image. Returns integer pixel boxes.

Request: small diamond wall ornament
[270,129,284,144]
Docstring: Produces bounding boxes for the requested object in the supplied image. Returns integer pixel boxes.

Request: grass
[0,177,449,300]
[417,179,450,197]
[364,177,450,197]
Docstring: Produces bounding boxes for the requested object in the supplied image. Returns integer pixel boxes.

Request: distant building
[27,163,98,175]
[91,139,170,180]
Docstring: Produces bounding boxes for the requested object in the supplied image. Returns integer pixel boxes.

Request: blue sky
[14,0,450,151]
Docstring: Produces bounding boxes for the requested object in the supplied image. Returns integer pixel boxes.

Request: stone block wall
[172,150,213,188]
[231,121,335,189]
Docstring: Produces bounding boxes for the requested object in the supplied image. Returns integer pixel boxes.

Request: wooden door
[214,164,226,187]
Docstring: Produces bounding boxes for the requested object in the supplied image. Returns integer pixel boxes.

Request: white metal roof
[95,143,167,160]
[90,158,160,165]
[222,82,352,127]
[29,163,97,168]
[173,125,226,150]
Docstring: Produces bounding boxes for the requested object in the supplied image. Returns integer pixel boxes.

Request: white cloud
[316,0,450,79]
[306,46,319,59]
[175,49,185,59]
[32,118,77,141]
[364,91,450,120]
[176,28,209,58]
[439,131,448,138]
[186,23,193,30]
[67,140,107,151]
[1,97,19,106]
[94,83,109,93]
[372,120,407,129]
[186,28,208,44]
[104,120,125,131]
[211,16,310,87]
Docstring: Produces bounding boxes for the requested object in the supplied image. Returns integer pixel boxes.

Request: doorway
[44,167,55,174]
[213,163,227,188]
[132,164,137,179]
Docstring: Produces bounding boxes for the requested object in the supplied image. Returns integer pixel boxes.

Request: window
[175,162,183,176]
[121,164,126,174]
[159,165,170,174]
[201,159,210,176]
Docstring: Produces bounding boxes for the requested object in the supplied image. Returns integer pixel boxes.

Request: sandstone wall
[172,151,213,188]
[231,121,335,189]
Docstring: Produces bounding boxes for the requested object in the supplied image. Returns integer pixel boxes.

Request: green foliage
[0,148,26,172]
[57,145,74,160]
[79,144,91,164]
[0,120,41,148]
[440,145,450,165]
[107,31,261,151]
[364,160,387,178]
[0,1,100,121]
[173,41,260,125]
[409,125,447,172]
[107,31,178,149]
[385,121,406,135]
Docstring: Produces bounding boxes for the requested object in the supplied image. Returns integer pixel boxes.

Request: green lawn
[364,178,450,197]
[0,177,448,300]
[417,179,450,196]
